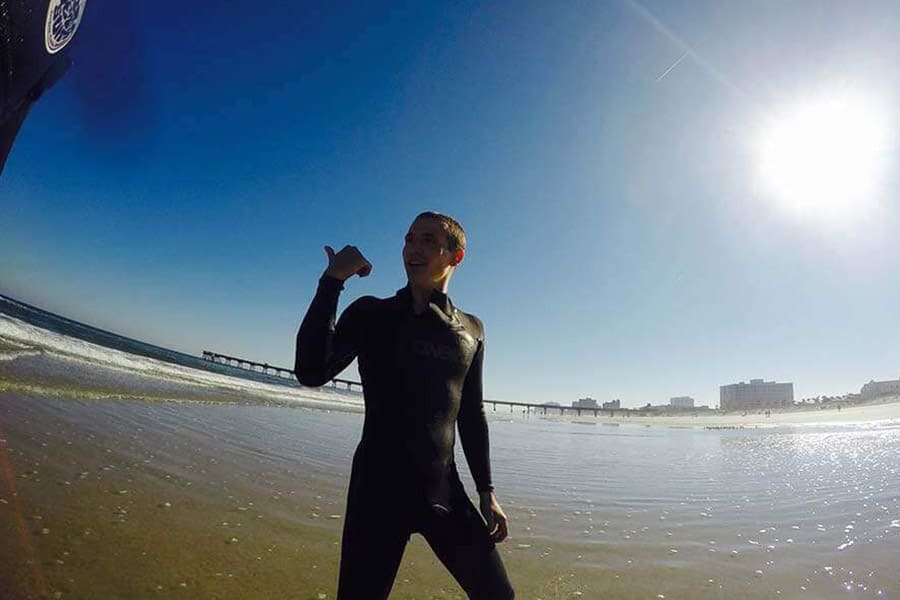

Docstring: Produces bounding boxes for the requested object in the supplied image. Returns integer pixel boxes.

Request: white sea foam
[0,314,363,410]
[0,349,42,361]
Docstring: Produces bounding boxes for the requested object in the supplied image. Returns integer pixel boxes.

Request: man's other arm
[457,337,493,493]
[457,329,510,542]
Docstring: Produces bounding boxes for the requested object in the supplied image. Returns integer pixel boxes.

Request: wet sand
[0,394,335,599]
[1,394,463,599]
[0,393,603,600]
[0,392,668,600]
[5,392,898,600]
[0,366,775,600]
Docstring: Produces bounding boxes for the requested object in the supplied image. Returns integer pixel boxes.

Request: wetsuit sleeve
[457,335,494,493]
[294,275,366,387]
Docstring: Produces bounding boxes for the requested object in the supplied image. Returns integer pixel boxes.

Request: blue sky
[2,0,899,408]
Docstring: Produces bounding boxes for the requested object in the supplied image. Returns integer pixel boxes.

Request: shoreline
[3,311,899,429]
[536,397,900,428]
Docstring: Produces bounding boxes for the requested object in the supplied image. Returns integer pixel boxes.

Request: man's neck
[410,281,449,314]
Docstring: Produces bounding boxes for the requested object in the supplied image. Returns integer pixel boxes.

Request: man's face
[402,218,462,288]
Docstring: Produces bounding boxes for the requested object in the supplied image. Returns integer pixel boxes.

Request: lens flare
[756,93,892,224]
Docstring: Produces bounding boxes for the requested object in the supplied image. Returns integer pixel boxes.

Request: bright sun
[757,93,891,223]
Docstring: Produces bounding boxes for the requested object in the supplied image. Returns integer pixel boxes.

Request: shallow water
[492,417,900,597]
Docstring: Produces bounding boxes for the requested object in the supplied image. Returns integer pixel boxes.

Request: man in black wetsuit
[295,212,514,599]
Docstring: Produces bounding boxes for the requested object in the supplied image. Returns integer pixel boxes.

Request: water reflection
[483,419,900,597]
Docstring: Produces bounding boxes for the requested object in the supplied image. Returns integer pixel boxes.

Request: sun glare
[757,93,892,224]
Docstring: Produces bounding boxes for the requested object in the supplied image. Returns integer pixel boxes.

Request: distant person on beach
[294,212,514,599]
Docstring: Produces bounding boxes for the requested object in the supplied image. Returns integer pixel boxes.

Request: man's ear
[452,249,465,266]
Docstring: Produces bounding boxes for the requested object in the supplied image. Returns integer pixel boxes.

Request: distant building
[860,378,900,400]
[670,396,695,408]
[602,399,621,410]
[720,379,793,411]
[572,397,599,409]
[541,401,561,407]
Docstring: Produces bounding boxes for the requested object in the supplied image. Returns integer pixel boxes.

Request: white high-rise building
[670,396,694,408]
[572,397,599,408]
[720,379,793,411]
[860,378,900,399]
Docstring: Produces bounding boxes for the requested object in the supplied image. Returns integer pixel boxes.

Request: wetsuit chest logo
[412,339,457,362]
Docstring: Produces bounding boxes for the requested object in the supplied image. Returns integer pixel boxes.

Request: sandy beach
[0,394,427,599]
[0,394,602,600]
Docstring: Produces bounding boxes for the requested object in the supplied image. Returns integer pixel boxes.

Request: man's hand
[479,491,509,543]
[324,245,372,281]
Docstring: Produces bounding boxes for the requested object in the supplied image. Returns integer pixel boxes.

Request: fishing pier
[202,351,362,391]
[202,350,628,416]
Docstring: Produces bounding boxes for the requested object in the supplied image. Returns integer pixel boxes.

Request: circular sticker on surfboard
[45,0,87,54]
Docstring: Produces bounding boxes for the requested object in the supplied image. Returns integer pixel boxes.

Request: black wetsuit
[295,275,514,600]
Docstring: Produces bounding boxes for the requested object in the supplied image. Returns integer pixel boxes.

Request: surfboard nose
[0,0,83,177]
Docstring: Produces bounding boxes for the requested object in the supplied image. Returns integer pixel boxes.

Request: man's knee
[473,581,514,600]
[497,583,515,600]
[501,581,516,600]
[469,570,514,600]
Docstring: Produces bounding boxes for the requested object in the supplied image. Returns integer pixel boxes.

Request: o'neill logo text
[45,0,86,54]
[413,340,456,362]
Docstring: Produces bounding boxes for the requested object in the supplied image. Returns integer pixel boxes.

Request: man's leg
[418,493,515,600]
[335,507,409,600]
[335,464,411,600]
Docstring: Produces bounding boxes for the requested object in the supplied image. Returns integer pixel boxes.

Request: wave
[0,310,363,412]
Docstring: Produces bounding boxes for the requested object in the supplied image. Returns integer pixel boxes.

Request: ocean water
[0,294,312,389]
[0,298,363,412]
[1,301,899,598]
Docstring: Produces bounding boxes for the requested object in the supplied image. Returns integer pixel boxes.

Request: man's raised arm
[294,245,372,387]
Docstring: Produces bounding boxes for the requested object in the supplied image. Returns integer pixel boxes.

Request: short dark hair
[414,211,467,252]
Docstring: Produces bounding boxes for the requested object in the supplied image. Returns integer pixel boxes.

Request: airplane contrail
[622,0,754,104]
[656,50,690,82]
